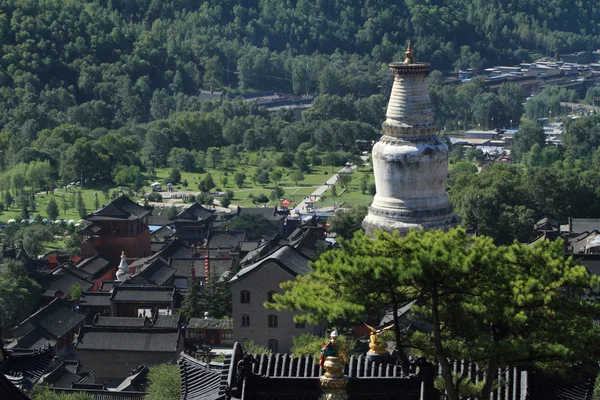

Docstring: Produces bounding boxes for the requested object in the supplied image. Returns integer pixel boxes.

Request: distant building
[80,195,151,260]
[76,323,183,383]
[187,317,234,347]
[109,285,177,318]
[9,298,85,357]
[229,245,324,353]
[172,203,215,242]
[1,346,54,393]
[207,230,247,258]
[560,51,592,64]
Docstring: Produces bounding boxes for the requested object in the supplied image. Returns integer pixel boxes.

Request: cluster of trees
[449,160,600,244]
[269,228,600,399]
[429,78,527,131]
[0,0,596,174]
[447,112,600,244]
[0,93,378,194]
[0,260,40,327]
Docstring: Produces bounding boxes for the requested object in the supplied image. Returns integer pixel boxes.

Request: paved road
[297,165,357,213]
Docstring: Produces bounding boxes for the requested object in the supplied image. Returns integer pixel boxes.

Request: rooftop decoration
[365,322,394,364]
[404,41,415,64]
[319,330,349,399]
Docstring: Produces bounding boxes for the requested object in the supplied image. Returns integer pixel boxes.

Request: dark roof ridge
[18,297,65,325]
[113,285,175,290]
[6,345,53,358]
[82,326,179,333]
[230,244,312,283]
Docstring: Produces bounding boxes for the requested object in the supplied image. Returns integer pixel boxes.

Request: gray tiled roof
[87,195,151,221]
[53,388,147,399]
[14,298,85,340]
[187,318,233,330]
[40,361,86,388]
[135,258,176,285]
[79,292,111,307]
[168,258,195,278]
[94,317,147,328]
[77,329,180,352]
[3,347,54,392]
[570,218,600,234]
[153,314,181,328]
[238,207,286,222]
[151,241,168,253]
[111,286,175,303]
[16,329,56,350]
[230,245,311,283]
[178,352,225,400]
[208,230,246,249]
[207,258,233,279]
[159,239,192,260]
[76,254,112,277]
[42,267,94,296]
[240,234,288,265]
[239,241,260,252]
[174,203,215,222]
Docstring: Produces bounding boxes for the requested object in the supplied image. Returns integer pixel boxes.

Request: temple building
[363,43,458,236]
[80,195,151,260]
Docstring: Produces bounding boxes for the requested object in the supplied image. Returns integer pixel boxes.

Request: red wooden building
[80,195,151,261]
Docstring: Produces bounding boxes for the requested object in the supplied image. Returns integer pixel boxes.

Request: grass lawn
[0,180,139,223]
[317,167,375,208]
[153,163,337,208]
[0,151,369,221]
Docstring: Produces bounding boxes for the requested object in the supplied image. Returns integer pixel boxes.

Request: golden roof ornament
[365,322,394,355]
[403,41,415,64]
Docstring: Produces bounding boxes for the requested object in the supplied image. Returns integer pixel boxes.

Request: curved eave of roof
[228,245,310,284]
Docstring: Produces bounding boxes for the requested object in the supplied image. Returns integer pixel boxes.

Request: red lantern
[204,256,209,280]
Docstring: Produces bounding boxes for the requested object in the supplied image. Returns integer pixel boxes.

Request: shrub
[147,192,163,202]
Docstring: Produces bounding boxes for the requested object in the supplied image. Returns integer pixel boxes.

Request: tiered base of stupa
[363,203,457,237]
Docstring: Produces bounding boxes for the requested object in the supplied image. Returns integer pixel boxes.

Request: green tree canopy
[327,205,368,240]
[0,260,41,326]
[512,119,545,162]
[269,228,600,400]
[226,214,277,240]
[146,364,181,400]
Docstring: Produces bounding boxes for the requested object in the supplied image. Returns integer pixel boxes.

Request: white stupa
[116,251,131,281]
[363,42,458,236]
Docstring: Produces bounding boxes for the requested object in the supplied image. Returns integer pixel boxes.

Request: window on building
[267,290,277,302]
[221,330,233,340]
[137,308,151,317]
[268,338,279,353]
[295,321,306,329]
[241,314,250,326]
[268,314,278,328]
[240,290,250,303]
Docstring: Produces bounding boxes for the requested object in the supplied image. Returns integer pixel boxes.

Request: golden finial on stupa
[404,41,415,64]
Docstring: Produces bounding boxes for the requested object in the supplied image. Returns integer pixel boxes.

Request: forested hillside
[0,0,599,170]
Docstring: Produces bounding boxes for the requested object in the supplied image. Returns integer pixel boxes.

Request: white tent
[150,182,161,187]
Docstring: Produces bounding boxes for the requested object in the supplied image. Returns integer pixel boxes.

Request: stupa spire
[116,251,130,281]
[403,41,415,64]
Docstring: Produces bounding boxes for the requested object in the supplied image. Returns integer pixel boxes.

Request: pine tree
[77,192,86,218]
[180,279,203,318]
[46,197,59,220]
